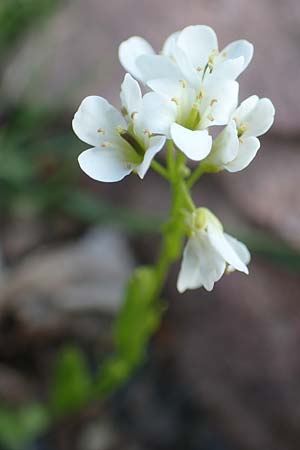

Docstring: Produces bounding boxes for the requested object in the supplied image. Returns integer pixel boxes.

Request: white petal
[177,25,218,71]
[72,96,126,147]
[147,78,196,124]
[118,36,154,81]
[171,45,201,89]
[177,234,225,293]
[136,54,182,83]
[78,147,132,183]
[225,136,260,172]
[213,57,245,80]
[207,224,249,274]
[120,73,142,118]
[141,92,176,136]
[243,98,275,137]
[147,78,183,99]
[136,135,166,179]
[162,31,180,56]
[224,233,251,273]
[221,40,253,75]
[233,95,259,121]
[171,123,212,161]
[208,120,239,167]
[202,79,239,127]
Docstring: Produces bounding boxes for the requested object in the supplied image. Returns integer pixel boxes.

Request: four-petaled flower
[177,208,250,292]
[73,74,165,182]
[204,95,275,172]
[72,25,275,293]
[119,25,250,161]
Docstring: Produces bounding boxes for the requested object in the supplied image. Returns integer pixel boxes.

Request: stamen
[171,97,179,105]
[210,99,218,107]
[121,106,128,117]
[116,125,127,135]
[207,49,219,72]
[131,111,138,120]
[197,90,205,101]
[196,66,203,72]
[237,122,248,138]
[207,114,214,122]
[101,141,111,148]
[180,79,187,88]
[97,128,105,134]
[208,49,219,64]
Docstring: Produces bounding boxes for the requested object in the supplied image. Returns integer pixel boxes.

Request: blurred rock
[78,419,118,450]
[1,217,46,264]
[220,137,300,249]
[0,364,32,404]
[0,227,134,334]
[2,0,299,134]
[169,257,300,450]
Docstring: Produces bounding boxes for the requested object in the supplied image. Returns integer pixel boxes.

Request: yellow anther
[197,90,205,101]
[116,125,127,135]
[144,129,151,136]
[131,111,138,120]
[97,128,105,134]
[210,99,218,107]
[179,79,187,88]
[196,66,203,72]
[208,49,219,63]
[237,122,248,138]
[207,114,214,122]
[171,97,179,105]
[101,141,111,148]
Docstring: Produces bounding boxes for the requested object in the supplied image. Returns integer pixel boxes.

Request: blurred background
[0,0,300,449]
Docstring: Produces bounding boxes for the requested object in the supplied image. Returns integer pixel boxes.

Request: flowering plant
[74,24,274,294]
[72,24,274,393]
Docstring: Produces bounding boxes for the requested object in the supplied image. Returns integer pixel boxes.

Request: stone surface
[2,0,300,133]
[168,257,300,450]
[0,227,134,334]
[220,137,300,249]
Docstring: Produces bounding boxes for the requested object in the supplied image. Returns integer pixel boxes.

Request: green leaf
[0,0,60,58]
[49,346,92,417]
[0,403,49,450]
[115,267,163,366]
[95,267,164,397]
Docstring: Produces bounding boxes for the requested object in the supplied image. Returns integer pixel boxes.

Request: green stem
[181,181,195,211]
[187,163,206,188]
[166,139,175,180]
[9,144,201,443]
[155,146,194,290]
[151,159,169,180]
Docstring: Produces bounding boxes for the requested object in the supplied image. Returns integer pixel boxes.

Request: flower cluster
[73,25,275,292]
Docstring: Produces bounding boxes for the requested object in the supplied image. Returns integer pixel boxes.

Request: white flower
[72,74,165,182]
[119,25,244,161]
[177,208,250,292]
[119,25,253,86]
[141,75,238,160]
[204,95,275,172]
